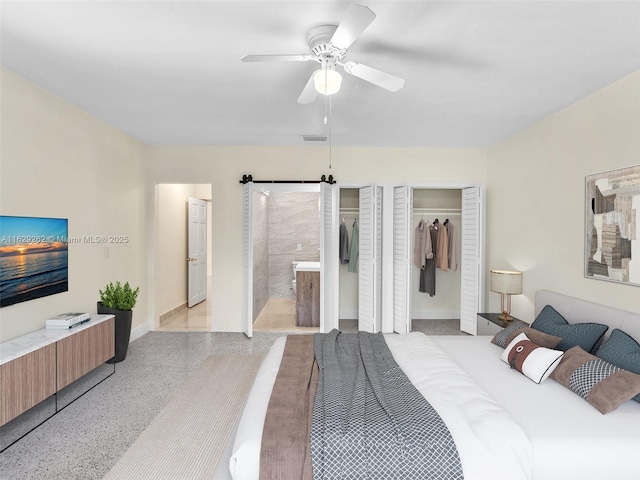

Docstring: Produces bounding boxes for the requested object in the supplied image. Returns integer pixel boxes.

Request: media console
[0,315,115,451]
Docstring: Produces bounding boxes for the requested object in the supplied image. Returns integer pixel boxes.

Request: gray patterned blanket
[311,330,463,480]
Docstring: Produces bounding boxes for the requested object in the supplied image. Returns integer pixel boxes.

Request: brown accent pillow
[551,346,640,414]
[492,324,562,349]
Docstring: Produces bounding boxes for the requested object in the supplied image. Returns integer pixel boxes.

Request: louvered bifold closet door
[393,186,411,334]
[460,186,481,335]
[242,182,254,338]
[358,186,375,333]
[374,186,383,333]
[320,182,339,333]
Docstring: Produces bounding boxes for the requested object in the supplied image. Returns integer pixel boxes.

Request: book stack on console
[46,312,91,330]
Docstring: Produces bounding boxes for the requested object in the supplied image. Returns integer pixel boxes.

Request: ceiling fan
[241,4,405,104]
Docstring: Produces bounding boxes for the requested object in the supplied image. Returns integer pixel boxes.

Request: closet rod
[339,207,359,213]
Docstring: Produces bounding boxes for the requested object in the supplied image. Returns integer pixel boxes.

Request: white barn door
[242,183,254,338]
[460,186,483,335]
[320,182,339,333]
[358,186,383,333]
[392,186,411,333]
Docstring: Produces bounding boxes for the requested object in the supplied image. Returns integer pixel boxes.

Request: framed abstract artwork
[585,165,639,286]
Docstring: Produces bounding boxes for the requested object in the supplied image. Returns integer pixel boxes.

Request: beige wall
[0,68,148,342]
[487,71,640,320]
[147,146,488,331]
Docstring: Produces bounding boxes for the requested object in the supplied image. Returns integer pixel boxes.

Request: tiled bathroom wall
[268,191,320,298]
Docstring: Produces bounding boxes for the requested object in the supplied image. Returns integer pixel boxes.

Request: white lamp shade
[490,270,523,295]
[313,69,342,95]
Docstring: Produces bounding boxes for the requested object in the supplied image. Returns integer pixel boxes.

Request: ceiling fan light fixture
[313,68,342,96]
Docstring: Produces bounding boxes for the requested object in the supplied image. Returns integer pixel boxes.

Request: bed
[229,290,640,479]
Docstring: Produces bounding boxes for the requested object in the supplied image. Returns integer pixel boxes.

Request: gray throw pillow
[531,305,608,353]
[596,329,640,403]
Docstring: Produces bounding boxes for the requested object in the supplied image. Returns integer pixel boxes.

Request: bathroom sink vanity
[294,262,320,327]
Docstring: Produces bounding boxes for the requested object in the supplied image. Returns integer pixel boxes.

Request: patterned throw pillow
[500,332,564,384]
[531,305,608,353]
[595,329,640,403]
[492,322,562,349]
[551,346,640,414]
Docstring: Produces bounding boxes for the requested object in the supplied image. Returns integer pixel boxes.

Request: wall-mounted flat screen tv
[0,216,68,307]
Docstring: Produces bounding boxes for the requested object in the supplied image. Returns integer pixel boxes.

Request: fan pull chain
[328,95,333,169]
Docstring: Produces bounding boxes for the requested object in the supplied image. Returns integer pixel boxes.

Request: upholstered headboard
[535,290,640,343]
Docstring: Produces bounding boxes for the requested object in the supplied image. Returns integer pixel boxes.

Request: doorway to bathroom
[154,183,213,332]
[246,183,322,334]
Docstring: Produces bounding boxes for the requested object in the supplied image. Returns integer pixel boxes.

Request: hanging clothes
[421,224,438,296]
[435,220,449,271]
[413,219,433,269]
[348,218,359,273]
[339,219,350,264]
[446,220,459,271]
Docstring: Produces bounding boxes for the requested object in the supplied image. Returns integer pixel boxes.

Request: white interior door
[358,186,382,333]
[393,186,411,333]
[242,183,253,338]
[359,187,374,332]
[188,197,207,308]
[460,186,483,334]
[320,182,339,333]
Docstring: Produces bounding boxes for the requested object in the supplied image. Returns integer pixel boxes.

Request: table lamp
[490,270,523,321]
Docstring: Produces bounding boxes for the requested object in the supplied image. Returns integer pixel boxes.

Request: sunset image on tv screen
[0,216,68,307]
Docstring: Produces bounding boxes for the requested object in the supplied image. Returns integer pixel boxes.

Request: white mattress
[432,335,640,480]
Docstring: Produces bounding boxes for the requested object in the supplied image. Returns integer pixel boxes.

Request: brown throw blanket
[259,335,318,480]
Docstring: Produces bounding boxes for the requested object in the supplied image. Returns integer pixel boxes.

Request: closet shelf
[413,208,461,216]
[340,207,461,215]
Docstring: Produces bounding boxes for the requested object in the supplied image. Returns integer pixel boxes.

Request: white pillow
[501,332,564,384]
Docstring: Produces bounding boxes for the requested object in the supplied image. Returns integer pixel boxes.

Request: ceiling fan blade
[241,54,312,62]
[297,73,318,104]
[330,4,376,50]
[342,61,405,92]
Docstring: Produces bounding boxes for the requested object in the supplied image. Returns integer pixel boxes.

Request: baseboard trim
[159,303,188,323]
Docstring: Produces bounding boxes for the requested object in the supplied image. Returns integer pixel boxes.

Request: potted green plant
[97,281,140,363]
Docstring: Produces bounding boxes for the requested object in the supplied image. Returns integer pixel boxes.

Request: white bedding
[230,333,533,480]
[432,335,640,480]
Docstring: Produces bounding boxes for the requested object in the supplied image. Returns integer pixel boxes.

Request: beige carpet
[102,354,262,480]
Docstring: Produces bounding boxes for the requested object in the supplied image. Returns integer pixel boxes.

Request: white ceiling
[2,1,639,148]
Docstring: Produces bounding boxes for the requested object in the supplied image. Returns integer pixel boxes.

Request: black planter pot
[97,302,133,363]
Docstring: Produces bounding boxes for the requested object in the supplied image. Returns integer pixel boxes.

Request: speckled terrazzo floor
[0,331,282,480]
[0,320,463,480]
